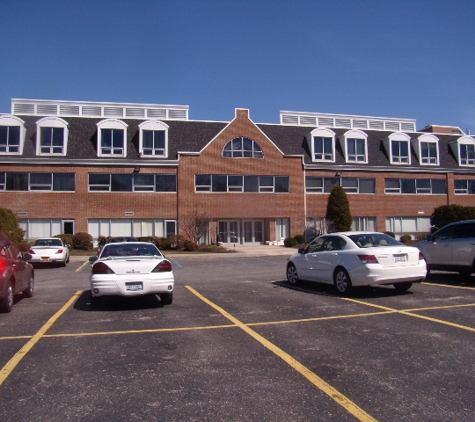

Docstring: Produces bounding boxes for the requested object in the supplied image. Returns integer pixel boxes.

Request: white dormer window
[36,117,69,156]
[97,119,128,157]
[412,134,439,166]
[307,128,335,162]
[0,115,26,155]
[338,130,368,163]
[138,120,169,157]
[383,133,411,165]
[449,136,475,167]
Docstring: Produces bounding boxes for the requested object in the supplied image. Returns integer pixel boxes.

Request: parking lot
[1,250,475,421]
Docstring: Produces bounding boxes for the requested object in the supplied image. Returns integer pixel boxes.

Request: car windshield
[348,233,402,248]
[100,243,161,258]
[34,239,62,246]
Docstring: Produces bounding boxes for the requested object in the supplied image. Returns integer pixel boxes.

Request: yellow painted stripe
[422,282,475,291]
[342,298,475,333]
[186,285,377,422]
[75,261,89,272]
[0,291,82,387]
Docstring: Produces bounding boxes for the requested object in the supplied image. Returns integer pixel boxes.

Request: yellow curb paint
[186,285,377,422]
[75,261,89,272]
[0,290,82,387]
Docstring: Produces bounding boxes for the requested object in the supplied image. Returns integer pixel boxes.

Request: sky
[1,0,475,132]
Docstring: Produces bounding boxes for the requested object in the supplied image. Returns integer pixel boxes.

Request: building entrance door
[243,220,264,244]
[218,221,240,244]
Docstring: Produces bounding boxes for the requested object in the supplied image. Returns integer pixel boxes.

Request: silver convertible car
[286,232,426,294]
[89,242,174,308]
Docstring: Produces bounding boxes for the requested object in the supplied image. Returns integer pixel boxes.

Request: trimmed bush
[73,232,93,250]
[0,207,25,243]
[55,234,73,248]
[284,237,298,247]
[184,240,198,251]
[399,234,412,244]
[168,234,186,250]
[294,234,305,244]
[384,231,396,238]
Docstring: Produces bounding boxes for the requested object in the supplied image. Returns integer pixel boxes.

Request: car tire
[286,263,299,285]
[23,275,34,298]
[161,292,173,305]
[1,280,14,313]
[394,282,413,292]
[334,268,352,295]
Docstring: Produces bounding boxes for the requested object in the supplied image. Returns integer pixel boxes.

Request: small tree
[180,211,211,244]
[325,186,352,232]
[0,207,25,243]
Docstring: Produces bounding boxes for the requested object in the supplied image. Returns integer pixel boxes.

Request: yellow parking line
[342,298,475,333]
[0,291,82,387]
[75,261,89,272]
[422,282,475,291]
[186,285,377,422]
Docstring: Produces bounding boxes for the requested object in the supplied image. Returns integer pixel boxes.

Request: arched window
[138,120,169,157]
[306,128,336,162]
[36,117,69,156]
[96,119,128,157]
[0,115,26,155]
[223,137,263,158]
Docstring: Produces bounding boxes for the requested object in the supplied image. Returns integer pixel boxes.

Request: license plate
[41,257,50,261]
[126,282,143,291]
[393,254,407,263]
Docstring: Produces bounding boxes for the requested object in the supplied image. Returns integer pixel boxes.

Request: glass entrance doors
[218,220,264,245]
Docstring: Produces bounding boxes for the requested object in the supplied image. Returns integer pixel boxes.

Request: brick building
[1,98,474,245]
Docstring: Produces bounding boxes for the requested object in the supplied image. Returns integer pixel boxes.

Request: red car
[0,239,35,313]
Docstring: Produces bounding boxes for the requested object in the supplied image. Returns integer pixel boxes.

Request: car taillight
[0,259,6,271]
[92,262,115,274]
[153,260,172,272]
[358,254,379,264]
[419,252,425,261]
[56,249,64,254]
[29,249,36,254]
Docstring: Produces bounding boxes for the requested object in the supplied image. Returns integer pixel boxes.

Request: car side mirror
[89,256,98,263]
[24,253,32,260]
[426,234,433,241]
[298,248,305,254]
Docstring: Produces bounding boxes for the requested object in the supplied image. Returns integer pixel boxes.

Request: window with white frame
[307,128,335,162]
[306,176,375,194]
[412,134,439,165]
[383,133,411,165]
[223,137,264,158]
[449,136,475,167]
[139,120,168,157]
[386,216,431,239]
[88,173,176,192]
[338,130,368,163]
[96,119,128,157]
[454,180,475,194]
[0,115,25,155]
[195,174,289,193]
[384,178,446,194]
[36,117,69,156]
[352,217,376,232]
[0,172,75,191]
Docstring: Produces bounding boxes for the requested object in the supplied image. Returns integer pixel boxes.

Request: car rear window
[348,234,402,248]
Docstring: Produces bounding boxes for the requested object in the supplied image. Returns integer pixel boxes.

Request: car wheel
[161,292,173,305]
[394,282,413,292]
[334,268,352,295]
[1,280,14,313]
[286,263,299,285]
[23,275,34,298]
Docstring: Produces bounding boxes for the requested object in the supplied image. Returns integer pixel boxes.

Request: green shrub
[431,204,475,231]
[73,232,93,250]
[158,238,171,250]
[325,186,352,232]
[0,207,25,243]
[384,231,396,238]
[284,237,298,247]
[399,234,412,244]
[168,234,186,250]
[294,234,305,244]
[55,234,73,248]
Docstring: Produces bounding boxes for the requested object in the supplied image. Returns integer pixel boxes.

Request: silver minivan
[416,219,475,275]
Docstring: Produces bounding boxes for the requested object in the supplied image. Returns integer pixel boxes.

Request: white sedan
[286,232,426,294]
[89,242,174,307]
[29,238,70,266]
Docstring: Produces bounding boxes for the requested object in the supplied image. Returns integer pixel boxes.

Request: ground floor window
[386,216,431,240]
[352,217,376,232]
[218,220,264,245]
[276,218,290,244]
[20,219,75,240]
[88,219,176,246]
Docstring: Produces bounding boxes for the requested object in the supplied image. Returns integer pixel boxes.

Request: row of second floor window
[306,176,475,194]
[2,171,475,195]
[308,128,475,167]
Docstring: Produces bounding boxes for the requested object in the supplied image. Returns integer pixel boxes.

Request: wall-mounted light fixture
[335,171,342,177]
[133,167,140,173]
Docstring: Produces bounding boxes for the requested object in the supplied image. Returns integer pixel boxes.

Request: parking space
[1,254,475,421]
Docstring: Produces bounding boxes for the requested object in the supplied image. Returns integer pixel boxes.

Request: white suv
[416,219,475,275]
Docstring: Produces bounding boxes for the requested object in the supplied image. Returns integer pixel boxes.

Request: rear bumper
[349,262,427,286]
